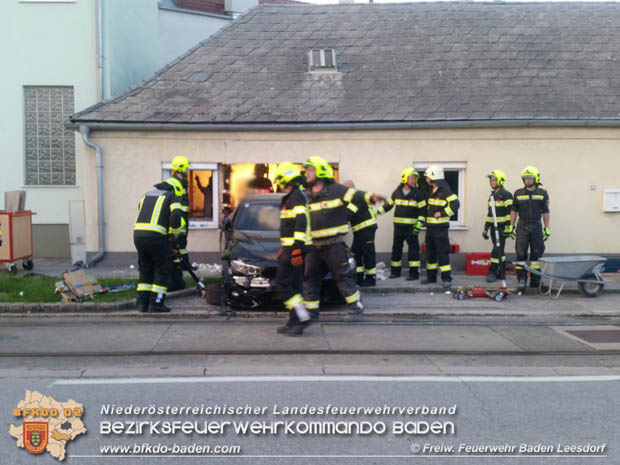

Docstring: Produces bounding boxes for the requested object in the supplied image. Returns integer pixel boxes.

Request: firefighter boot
[421,272,437,285]
[406,269,419,281]
[389,267,401,279]
[136,291,150,313]
[150,294,171,313]
[277,311,298,334]
[360,274,376,287]
[344,300,364,322]
[357,272,365,285]
[486,274,497,283]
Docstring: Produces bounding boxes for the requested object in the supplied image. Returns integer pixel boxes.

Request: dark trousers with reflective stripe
[352,227,377,276]
[134,235,171,298]
[515,222,545,286]
[425,226,451,281]
[275,248,304,321]
[303,241,358,311]
[391,224,420,276]
[488,225,507,278]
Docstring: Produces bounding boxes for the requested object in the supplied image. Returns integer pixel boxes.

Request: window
[162,163,219,229]
[24,86,76,185]
[413,162,466,228]
[308,49,337,72]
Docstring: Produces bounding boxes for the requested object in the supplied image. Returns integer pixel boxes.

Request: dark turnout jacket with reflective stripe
[426,180,459,229]
[279,187,311,248]
[134,189,184,239]
[164,177,189,222]
[348,203,377,233]
[485,187,514,227]
[512,186,549,224]
[307,181,377,242]
[378,184,426,226]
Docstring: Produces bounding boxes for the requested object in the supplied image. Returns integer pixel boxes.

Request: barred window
[24,86,76,185]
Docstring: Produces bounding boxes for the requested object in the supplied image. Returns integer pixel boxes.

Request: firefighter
[342,180,379,287]
[423,165,459,288]
[505,166,550,292]
[483,169,513,283]
[133,185,186,313]
[166,156,193,277]
[302,156,385,321]
[274,162,312,336]
[377,167,426,281]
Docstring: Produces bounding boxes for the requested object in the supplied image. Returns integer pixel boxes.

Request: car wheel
[205,283,224,305]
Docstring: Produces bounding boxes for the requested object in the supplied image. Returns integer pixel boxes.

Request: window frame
[162,162,219,230]
[413,162,466,228]
[23,85,76,186]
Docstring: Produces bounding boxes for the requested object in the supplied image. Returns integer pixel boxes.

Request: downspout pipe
[79,124,106,267]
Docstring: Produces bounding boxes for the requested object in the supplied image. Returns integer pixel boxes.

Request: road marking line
[51,375,620,386]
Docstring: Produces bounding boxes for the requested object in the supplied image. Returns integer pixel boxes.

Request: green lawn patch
[0,273,219,303]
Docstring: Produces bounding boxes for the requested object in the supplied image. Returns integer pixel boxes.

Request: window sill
[22,185,79,189]
[421,225,469,231]
[189,222,218,230]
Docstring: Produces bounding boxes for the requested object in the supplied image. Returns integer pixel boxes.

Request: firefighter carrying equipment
[279,185,312,248]
[303,156,334,180]
[134,188,184,313]
[424,165,444,181]
[485,187,513,227]
[520,165,540,184]
[487,169,507,187]
[275,161,303,189]
[400,167,419,186]
[171,155,191,173]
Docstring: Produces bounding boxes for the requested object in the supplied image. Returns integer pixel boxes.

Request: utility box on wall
[603,189,620,212]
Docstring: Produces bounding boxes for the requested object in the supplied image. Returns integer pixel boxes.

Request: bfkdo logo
[9,390,87,461]
[24,422,48,454]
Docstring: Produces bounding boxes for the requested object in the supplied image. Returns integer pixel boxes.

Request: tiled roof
[71,2,620,126]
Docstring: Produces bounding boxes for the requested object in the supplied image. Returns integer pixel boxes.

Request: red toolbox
[466,253,492,275]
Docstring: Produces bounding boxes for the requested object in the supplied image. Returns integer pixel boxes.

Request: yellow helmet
[171,155,191,173]
[521,165,540,183]
[424,164,444,181]
[400,167,419,185]
[303,156,334,179]
[274,161,302,188]
[487,169,507,187]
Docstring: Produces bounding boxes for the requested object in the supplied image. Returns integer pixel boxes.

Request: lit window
[414,162,466,227]
[163,162,219,229]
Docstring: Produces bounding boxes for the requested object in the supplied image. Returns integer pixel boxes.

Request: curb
[0,288,198,314]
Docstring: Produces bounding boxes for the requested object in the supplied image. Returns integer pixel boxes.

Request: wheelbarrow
[525,256,607,299]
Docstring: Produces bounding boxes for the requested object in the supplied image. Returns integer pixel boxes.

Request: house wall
[0,0,97,257]
[102,0,160,99]
[84,127,620,261]
[158,8,232,67]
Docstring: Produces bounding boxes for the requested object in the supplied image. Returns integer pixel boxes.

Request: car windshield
[234,202,280,231]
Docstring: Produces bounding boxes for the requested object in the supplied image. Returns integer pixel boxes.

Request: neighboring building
[1,0,159,259]
[69,3,620,265]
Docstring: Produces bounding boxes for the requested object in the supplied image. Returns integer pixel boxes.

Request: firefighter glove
[176,234,187,250]
[291,248,303,267]
[543,226,550,241]
[413,220,424,235]
[482,226,490,240]
[503,225,515,239]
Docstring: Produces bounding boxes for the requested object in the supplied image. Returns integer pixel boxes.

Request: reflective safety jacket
[165,176,189,220]
[377,184,426,226]
[485,187,513,227]
[279,187,312,248]
[512,186,549,225]
[307,181,378,242]
[426,180,459,229]
[134,189,185,239]
[348,203,377,233]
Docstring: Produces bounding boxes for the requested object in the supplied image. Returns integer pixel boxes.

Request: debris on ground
[54,270,134,303]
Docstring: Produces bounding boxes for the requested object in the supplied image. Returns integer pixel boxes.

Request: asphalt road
[2,375,619,465]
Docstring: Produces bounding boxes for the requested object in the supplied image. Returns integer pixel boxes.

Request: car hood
[224,230,281,267]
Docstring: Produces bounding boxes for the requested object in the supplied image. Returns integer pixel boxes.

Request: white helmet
[424,165,444,181]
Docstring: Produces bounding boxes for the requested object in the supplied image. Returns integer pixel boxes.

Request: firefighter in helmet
[273,162,312,336]
[505,166,550,292]
[483,169,513,282]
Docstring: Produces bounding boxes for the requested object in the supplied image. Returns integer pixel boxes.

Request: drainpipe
[79,125,106,267]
